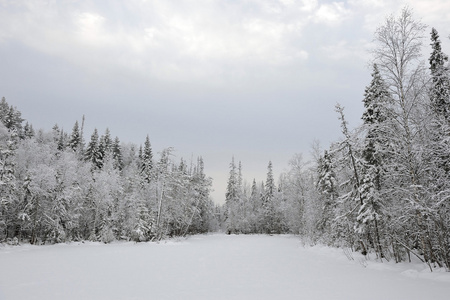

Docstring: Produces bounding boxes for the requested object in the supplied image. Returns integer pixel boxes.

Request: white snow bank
[0,234,449,300]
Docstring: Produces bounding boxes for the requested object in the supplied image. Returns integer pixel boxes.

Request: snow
[0,234,449,300]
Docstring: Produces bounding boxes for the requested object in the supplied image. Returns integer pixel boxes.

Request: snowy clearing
[0,234,449,300]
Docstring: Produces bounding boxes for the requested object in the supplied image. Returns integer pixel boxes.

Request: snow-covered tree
[316,150,338,239]
[112,137,124,171]
[262,161,280,233]
[68,121,82,152]
[140,135,153,183]
[0,123,17,241]
[429,27,450,121]
[84,129,100,168]
[23,122,35,139]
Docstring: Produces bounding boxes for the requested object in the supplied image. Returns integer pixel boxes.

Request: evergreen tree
[224,157,239,233]
[84,129,101,168]
[96,135,106,169]
[112,136,124,171]
[51,124,60,143]
[0,97,9,124]
[357,64,394,258]
[133,203,155,242]
[262,161,276,233]
[361,64,392,189]
[225,157,238,204]
[102,128,113,154]
[23,122,35,139]
[316,150,338,236]
[57,130,66,151]
[429,27,450,120]
[0,99,24,138]
[0,127,17,241]
[237,161,243,193]
[6,106,23,135]
[140,135,153,183]
[68,121,81,152]
[426,27,450,269]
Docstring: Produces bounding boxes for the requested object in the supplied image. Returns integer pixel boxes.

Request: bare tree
[373,7,439,268]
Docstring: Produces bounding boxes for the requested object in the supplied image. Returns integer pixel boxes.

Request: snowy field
[0,234,449,300]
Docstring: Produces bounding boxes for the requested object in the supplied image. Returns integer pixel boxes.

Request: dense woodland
[1,8,449,270]
[0,98,219,244]
[223,8,450,271]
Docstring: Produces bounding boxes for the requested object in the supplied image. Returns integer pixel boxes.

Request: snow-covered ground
[0,234,449,300]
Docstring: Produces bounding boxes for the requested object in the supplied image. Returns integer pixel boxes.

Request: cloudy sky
[1,0,449,203]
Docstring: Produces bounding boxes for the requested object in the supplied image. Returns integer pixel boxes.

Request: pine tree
[0,97,9,124]
[57,130,66,151]
[6,106,23,134]
[52,124,60,143]
[102,128,113,154]
[358,64,393,258]
[140,135,153,183]
[68,121,81,152]
[316,150,338,235]
[262,161,276,233]
[23,122,35,139]
[133,203,154,242]
[361,64,392,189]
[84,129,100,167]
[426,27,450,269]
[264,161,275,201]
[237,161,243,193]
[429,27,450,120]
[248,178,259,232]
[225,157,239,204]
[0,99,24,138]
[0,131,16,241]
[225,157,239,233]
[112,137,124,171]
[96,135,106,169]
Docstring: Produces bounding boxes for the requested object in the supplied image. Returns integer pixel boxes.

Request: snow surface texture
[0,234,449,300]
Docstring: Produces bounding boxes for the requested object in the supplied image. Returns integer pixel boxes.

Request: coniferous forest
[1,8,449,271]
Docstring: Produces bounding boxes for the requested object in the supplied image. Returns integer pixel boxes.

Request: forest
[1,8,449,271]
[0,97,219,244]
[223,8,450,271]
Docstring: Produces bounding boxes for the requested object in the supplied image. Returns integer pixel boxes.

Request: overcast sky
[1,0,449,203]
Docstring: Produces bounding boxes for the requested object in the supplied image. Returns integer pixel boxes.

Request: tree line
[222,8,450,270]
[0,98,218,244]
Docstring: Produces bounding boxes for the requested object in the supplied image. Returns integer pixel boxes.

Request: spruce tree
[140,135,153,183]
[0,97,8,124]
[23,122,35,139]
[224,157,239,233]
[0,129,17,241]
[57,130,66,151]
[51,124,60,143]
[0,101,24,137]
[225,157,238,205]
[103,128,113,153]
[429,28,450,120]
[97,135,106,169]
[68,121,81,152]
[357,64,392,258]
[112,136,123,171]
[427,27,450,268]
[262,161,276,233]
[85,129,100,167]
[316,150,338,235]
